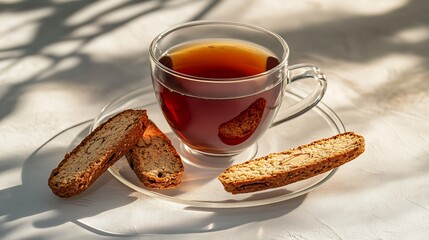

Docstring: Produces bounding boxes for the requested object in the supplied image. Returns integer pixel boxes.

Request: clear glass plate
[91,86,345,208]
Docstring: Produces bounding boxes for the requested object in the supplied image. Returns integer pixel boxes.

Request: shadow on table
[0,0,222,123]
[278,0,429,120]
[0,121,139,237]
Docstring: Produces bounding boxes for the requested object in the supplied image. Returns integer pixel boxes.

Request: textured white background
[1,0,428,239]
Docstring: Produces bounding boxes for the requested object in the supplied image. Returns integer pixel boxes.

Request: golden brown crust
[48,109,149,198]
[218,132,365,194]
[125,120,184,189]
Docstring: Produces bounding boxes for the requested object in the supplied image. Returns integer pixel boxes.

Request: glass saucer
[91,86,345,208]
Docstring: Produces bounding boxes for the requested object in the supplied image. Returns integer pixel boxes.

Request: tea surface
[161,40,279,78]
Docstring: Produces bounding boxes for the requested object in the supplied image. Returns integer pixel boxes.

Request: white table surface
[1,0,429,239]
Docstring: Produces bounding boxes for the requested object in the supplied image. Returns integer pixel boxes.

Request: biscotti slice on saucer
[125,120,184,189]
[218,132,365,194]
[48,109,149,198]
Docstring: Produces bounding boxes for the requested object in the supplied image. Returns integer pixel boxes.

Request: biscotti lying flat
[48,109,149,198]
[218,132,365,194]
[125,120,184,189]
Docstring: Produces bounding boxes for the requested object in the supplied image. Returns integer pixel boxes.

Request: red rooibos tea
[152,40,283,154]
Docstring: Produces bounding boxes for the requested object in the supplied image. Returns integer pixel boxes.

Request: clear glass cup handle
[272,63,327,127]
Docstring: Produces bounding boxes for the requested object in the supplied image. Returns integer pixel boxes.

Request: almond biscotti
[218,132,365,194]
[48,109,149,198]
[125,120,184,189]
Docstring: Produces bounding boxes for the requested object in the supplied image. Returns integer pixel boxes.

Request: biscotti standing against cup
[48,109,149,198]
[125,120,184,189]
[218,132,365,194]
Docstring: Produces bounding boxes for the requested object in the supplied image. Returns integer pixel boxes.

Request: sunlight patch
[391,26,429,44]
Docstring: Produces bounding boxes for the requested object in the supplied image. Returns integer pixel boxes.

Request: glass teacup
[149,21,327,160]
